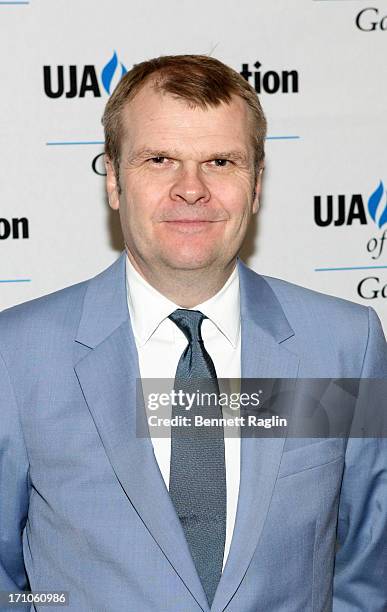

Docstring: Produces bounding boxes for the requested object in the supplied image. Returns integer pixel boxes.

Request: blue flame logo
[101,51,127,95]
[368,181,387,229]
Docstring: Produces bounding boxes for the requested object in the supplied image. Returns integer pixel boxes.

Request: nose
[169,163,210,205]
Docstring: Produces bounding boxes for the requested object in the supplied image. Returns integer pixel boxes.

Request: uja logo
[314,181,387,261]
[43,51,127,98]
[356,8,387,31]
[314,181,387,229]
[0,217,29,240]
[368,181,387,228]
[240,61,299,94]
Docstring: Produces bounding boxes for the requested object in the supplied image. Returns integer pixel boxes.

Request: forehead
[119,82,253,154]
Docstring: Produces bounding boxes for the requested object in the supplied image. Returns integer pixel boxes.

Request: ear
[252,166,264,214]
[105,155,120,210]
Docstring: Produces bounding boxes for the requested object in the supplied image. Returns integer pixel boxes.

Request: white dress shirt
[125,255,241,570]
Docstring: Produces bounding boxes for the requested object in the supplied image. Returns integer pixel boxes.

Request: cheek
[120,185,155,223]
[212,180,252,218]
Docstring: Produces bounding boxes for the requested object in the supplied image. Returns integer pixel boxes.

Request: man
[0,55,386,612]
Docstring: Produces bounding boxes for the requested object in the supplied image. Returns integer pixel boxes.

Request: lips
[163,219,223,224]
[163,219,219,233]
[164,219,213,223]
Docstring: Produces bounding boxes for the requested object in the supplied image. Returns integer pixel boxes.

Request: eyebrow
[126,148,250,165]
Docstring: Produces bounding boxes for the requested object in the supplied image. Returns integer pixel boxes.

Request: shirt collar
[126,255,240,348]
[194,267,240,347]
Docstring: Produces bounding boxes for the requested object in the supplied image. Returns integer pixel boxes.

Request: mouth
[163,220,223,233]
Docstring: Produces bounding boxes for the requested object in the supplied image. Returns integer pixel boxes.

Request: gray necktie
[168,309,226,607]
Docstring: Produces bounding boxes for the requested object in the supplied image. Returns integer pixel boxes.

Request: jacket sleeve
[333,307,387,611]
[0,349,31,611]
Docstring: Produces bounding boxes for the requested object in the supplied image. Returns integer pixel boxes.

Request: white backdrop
[1,0,386,332]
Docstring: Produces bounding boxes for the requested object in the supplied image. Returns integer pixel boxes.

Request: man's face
[106,82,262,275]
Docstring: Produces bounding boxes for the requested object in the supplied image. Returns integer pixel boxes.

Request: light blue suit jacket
[0,253,386,611]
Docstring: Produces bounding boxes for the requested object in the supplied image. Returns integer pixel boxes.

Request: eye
[148,156,167,164]
[212,159,231,168]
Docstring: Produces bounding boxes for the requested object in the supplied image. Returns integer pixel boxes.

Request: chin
[162,249,217,272]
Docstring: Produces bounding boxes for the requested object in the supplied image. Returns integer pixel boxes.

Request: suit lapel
[73,253,300,612]
[74,252,210,612]
[212,259,300,612]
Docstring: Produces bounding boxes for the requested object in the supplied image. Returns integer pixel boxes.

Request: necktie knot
[169,309,206,344]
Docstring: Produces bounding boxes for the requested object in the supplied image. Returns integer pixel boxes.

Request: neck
[126,251,237,307]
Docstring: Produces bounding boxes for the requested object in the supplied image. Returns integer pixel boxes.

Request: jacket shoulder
[0,278,89,354]
[0,254,125,343]
[255,272,383,376]
[260,272,373,350]
[261,273,369,324]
